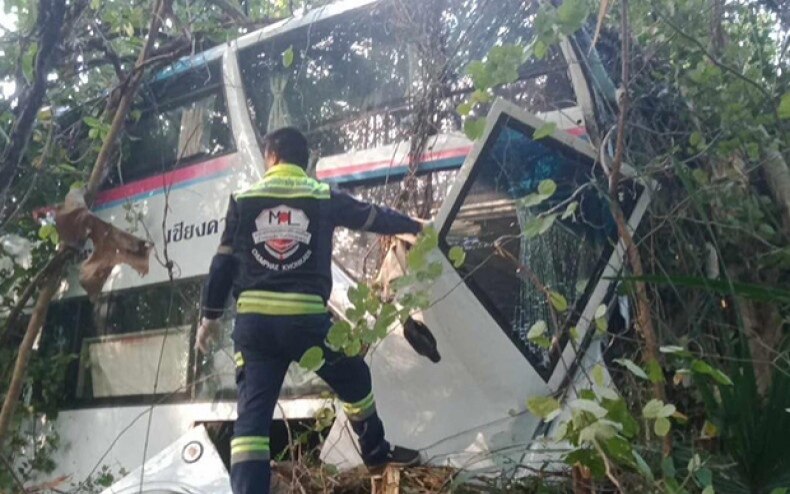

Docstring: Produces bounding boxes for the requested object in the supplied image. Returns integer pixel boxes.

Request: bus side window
[105,62,233,188]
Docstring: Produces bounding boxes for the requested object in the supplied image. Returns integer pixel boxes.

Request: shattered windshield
[441,115,640,378]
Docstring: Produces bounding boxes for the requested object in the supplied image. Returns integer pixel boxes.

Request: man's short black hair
[261,127,309,169]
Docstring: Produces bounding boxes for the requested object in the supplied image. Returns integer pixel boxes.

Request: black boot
[367,445,421,472]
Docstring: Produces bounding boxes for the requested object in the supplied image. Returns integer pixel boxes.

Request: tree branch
[0,0,67,222]
[607,0,671,456]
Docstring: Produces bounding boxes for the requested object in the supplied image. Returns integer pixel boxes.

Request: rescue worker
[195,127,423,493]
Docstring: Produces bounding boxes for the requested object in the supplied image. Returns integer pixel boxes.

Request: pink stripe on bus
[316,126,587,180]
[94,155,234,206]
[317,146,473,180]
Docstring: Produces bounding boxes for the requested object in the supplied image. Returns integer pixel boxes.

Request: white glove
[195,318,221,354]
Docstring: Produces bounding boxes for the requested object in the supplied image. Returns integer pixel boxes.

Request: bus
[34,0,648,489]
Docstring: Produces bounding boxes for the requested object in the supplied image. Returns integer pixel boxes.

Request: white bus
[35,0,648,490]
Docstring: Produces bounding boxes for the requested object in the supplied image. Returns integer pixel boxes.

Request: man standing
[196,127,422,493]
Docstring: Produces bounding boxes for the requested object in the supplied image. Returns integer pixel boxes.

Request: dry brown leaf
[55,191,152,299]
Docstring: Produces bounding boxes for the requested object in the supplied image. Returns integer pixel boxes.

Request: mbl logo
[270,210,292,225]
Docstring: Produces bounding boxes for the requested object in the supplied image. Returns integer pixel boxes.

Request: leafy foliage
[299,228,450,371]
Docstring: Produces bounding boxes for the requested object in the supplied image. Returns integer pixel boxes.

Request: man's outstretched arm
[331,189,423,235]
[197,196,239,352]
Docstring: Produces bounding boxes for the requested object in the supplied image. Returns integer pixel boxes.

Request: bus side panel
[61,152,248,297]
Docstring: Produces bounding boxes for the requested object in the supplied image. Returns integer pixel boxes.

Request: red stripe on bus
[94,155,234,206]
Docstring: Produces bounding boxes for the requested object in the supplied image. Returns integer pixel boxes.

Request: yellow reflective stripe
[344,392,375,415]
[234,352,244,367]
[263,163,307,178]
[231,444,270,453]
[231,436,270,447]
[236,173,331,200]
[236,188,330,200]
[241,290,324,304]
[237,300,327,316]
[237,291,326,315]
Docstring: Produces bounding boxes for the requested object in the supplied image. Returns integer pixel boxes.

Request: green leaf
[646,359,665,383]
[769,489,788,494]
[539,213,558,234]
[533,40,548,60]
[549,291,568,312]
[578,420,618,442]
[660,345,686,354]
[595,316,608,333]
[282,46,294,68]
[632,450,654,481]
[470,89,491,104]
[642,399,676,419]
[533,121,557,140]
[326,321,351,350]
[594,385,618,401]
[344,338,362,357]
[689,131,704,147]
[527,320,548,341]
[602,398,639,438]
[557,0,589,32]
[594,304,607,320]
[526,395,561,421]
[425,261,443,279]
[778,92,790,120]
[570,399,608,418]
[592,363,605,386]
[463,117,486,140]
[523,217,543,238]
[298,346,325,371]
[600,435,635,468]
[456,101,473,116]
[695,467,712,487]
[654,417,671,437]
[38,224,56,240]
[345,306,364,322]
[565,449,605,479]
[537,179,557,197]
[570,326,580,343]
[614,358,648,380]
[448,246,466,268]
[562,201,578,219]
[83,116,102,128]
[521,193,547,207]
[466,60,493,89]
[702,487,715,494]
[691,359,733,386]
[701,420,719,439]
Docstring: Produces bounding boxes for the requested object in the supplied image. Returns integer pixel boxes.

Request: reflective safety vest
[202,163,420,318]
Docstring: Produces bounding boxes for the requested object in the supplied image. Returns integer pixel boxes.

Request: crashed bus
[35,0,649,490]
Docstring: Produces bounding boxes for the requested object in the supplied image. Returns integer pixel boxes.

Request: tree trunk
[0,0,66,222]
